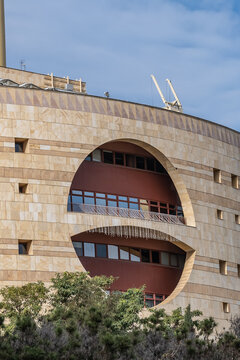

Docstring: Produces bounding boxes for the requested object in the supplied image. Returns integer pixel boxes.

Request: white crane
[151,75,183,113]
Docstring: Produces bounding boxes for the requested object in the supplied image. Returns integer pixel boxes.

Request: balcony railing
[68,203,185,225]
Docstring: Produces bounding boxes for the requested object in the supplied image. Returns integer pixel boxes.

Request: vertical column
[0,0,6,67]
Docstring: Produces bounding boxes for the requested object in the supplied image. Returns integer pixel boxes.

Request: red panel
[71,161,180,204]
[80,257,182,294]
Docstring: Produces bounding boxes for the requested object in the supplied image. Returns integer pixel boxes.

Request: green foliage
[0,272,239,359]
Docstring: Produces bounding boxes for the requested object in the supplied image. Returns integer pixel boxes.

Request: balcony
[68,203,185,225]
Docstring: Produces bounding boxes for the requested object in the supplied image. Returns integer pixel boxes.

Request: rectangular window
[130,248,141,262]
[178,254,185,268]
[18,240,32,255]
[146,158,155,171]
[84,243,95,257]
[15,138,28,153]
[73,241,83,256]
[156,161,165,173]
[19,183,28,194]
[145,294,154,308]
[223,302,230,313]
[217,209,223,220]
[103,151,113,164]
[115,152,124,165]
[136,156,145,169]
[96,244,107,258]
[92,149,101,162]
[126,154,135,167]
[141,249,150,263]
[219,260,227,275]
[120,246,129,260]
[237,264,240,278]
[213,168,221,183]
[96,198,106,206]
[155,294,164,305]
[231,174,239,189]
[152,250,160,264]
[235,215,240,224]
[161,252,169,266]
[108,245,119,259]
[170,254,178,267]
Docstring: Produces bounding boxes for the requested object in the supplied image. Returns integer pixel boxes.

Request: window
[92,149,101,162]
[103,151,113,164]
[152,250,160,264]
[219,260,227,275]
[15,138,28,153]
[237,265,240,278]
[130,248,140,262]
[231,174,239,189]
[96,244,107,258]
[84,243,95,257]
[115,152,124,165]
[144,293,165,308]
[108,245,119,259]
[213,168,221,183]
[145,293,154,308]
[170,254,178,267]
[126,154,135,167]
[223,302,230,313]
[235,215,240,225]
[120,246,129,260]
[146,158,155,171]
[19,183,28,194]
[136,156,145,169]
[141,249,150,263]
[217,209,223,220]
[73,241,83,256]
[161,252,169,266]
[18,240,32,255]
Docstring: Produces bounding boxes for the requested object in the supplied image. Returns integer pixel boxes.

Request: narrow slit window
[217,209,223,220]
[19,183,28,194]
[223,302,230,313]
[231,174,239,189]
[15,138,28,153]
[235,215,240,225]
[213,168,221,183]
[219,260,227,275]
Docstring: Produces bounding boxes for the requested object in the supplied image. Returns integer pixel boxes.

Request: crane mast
[151,74,183,113]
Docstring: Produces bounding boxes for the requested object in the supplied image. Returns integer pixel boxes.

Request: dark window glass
[115,152,124,165]
[152,250,160,263]
[126,154,135,167]
[141,249,150,262]
[156,161,166,173]
[130,248,140,262]
[170,254,178,266]
[103,151,113,164]
[67,195,71,211]
[146,299,154,307]
[178,254,185,268]
[160,208,168,214]
[73,242,83,256]
[150,206,158,213]
[136,156,145,169]
[19,243,28,255]
[169,207,176,215]
[15,142,24,153]
[96,244,107,258]
[146,293,153,299]
[146,158,155,171]
[85,154,92,161]
[177,206,184,216]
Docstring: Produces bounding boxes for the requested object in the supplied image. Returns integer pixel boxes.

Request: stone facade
[0,67,239,329]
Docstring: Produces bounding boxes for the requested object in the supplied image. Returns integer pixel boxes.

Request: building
[0,65,239,329]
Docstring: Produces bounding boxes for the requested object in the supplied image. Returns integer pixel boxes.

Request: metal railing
[68,203,185,225]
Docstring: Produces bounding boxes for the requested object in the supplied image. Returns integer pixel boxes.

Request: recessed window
[103,151,113,164]
[213,169,221,183]
[130,248,140,262]
[73,241,83,256]
[136,156,145,169]
[126,154,135,167]
[237,265,240,278]
[146,158,155,171]
[231,174,239,189]
[217,209,223,220]
[15,138,28,153]
[92,149,101,162]
[108,245,118,259]
[161,252,169,266]
[19,183,28,194]
[115,152,124,165]
[141,249,150,263]
[152,250,160,264]
[219,260,227,275]
[84,242,95,257]
[235,215,240,225]
[96,244,107,258]
[170,254,178,267]
[18,240,32,255]
[223,302,230,313]
[120,246,129,260]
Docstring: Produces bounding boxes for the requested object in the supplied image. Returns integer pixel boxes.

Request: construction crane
[151,75,183,113]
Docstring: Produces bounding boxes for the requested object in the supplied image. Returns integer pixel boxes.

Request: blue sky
[5,0,240,131]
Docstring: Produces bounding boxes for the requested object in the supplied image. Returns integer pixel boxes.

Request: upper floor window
[15,138,29,153]
[213,169,221,183]
[85,148,167,174]
[231,174,239,189]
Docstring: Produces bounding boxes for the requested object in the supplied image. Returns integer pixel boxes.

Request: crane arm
[151,74,168,107]
[166,79,182,108]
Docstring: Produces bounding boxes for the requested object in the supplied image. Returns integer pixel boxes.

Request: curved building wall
[0,83,239,328]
